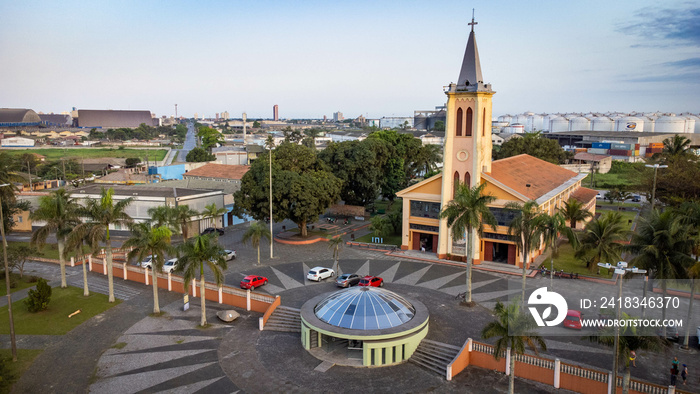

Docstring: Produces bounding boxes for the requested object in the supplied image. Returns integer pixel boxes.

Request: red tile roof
[183,163,250,180]
[573,152,610,161]
[570,187,598,204]
[489,154,578,200]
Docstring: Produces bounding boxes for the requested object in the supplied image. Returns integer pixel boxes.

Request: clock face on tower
[456,150,470,162]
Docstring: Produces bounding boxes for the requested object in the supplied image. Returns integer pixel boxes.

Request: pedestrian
[671,360,679,386]
[681,364,688,385]
[629,351,636,367]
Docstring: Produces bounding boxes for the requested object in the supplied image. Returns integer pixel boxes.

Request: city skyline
[1,0,698,120]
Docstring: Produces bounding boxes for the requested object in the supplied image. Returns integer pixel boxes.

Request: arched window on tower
[482,109,486,136]
[456,108,463,137]
[464,172,471,188]
[465,108,473,136]
[453,171,460,197]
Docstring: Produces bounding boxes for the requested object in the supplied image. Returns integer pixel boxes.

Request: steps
[264,305,301,332]
[409,339,461,378]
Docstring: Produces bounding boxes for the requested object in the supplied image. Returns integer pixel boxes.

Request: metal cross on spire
[468,9,477,32]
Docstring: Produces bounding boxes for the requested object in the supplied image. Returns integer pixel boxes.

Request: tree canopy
[196,126,224,152]
[186,147,215,162]
[495,132,572,164]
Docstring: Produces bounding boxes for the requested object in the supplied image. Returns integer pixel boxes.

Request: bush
[25,278,51,313]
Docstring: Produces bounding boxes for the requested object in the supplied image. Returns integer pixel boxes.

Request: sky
[1,0,699,120]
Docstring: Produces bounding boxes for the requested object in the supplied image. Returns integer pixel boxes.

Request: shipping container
[634,150,640,156]
[575,148,587,153]
[611,143,632,150]
[649,142,663,148]
[588,148,609,155]
[609,149,632,156]
[634,143,640,150]
[592,142,611,149]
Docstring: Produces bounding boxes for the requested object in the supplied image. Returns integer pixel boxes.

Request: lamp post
[0,183,17,361]
[267,136,274,259]
[597,261,646,392]
[644,164,667,211]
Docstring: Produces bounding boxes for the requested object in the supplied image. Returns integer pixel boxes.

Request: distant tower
[333,111,344,122]
[216,112,220,121]
[175,104,178,118]
[273,105,279,121]
[242,112,247,144]
[323,115,327,122]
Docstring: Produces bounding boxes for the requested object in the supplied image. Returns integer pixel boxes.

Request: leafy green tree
[495,132,571,164]
[415,144,443,176]
[576,211,628,272]
[627,209,693,337]
[482,299,546,394]
[125,158,141,168]
[505,200,543,303]
[439,183,497,303]
[432,120,445,131]
[25,278,52,313]
[303,128,323,146]
[7,244,39,279]
[649,153,700,207]
[173,205,199,240]
[74,187,134,302]
[369,216,392,238]
[242,221,271,265]
[559,198,593,229]
[30,189,81,288]
[234,142,342,237]
[202,203,226,231]
[124,223,174,314]
[535,212,578,286]
[178,235,227,327]
[196,126,224,152]
[253,120,261,128]
[367,129,424,198]
[282,126,303,144]
[328,235,344,272]
[657,134,693,163]
[186,147,215,162]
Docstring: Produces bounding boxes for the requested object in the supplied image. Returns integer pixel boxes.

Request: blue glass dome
[314,287,415,330]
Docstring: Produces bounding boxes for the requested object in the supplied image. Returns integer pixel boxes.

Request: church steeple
[456,12,492,92]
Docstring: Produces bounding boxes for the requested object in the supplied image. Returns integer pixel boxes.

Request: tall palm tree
[173,204,199,241]
[482,299,547,394]
[559,198,592,229]
[677,201,700,348]
[65,222,95,296]
[202,203,226,231]
[177,235,227,326]
[328,235,344,273]
[30,188,81,288]
[660,134,692,162]
[439,183,497,303]
[242,221,271,265]
[575,211,628,272]
[627,209,693,337]
[505,200,543,304]
[148,205,178,229]
[535,211,578,287]
[0,153,24,202]
[124,223,174,314]
[75,187,134,302]
[587,313,662,394]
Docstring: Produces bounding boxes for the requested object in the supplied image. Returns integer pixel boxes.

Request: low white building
[1,136,35,147]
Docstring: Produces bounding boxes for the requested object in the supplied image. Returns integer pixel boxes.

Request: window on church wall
[453,171,460,197]
[464,172,470,187]
[456,108,463,137]
[482,109,486,136]
[465,108,473,136]
[410,200,441,219]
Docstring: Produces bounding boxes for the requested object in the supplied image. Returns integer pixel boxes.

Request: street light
[597,261,646,392]
[644,164,668,210]
[0,183,17,361]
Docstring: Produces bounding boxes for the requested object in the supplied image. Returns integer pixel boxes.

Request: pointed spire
[457,11,491,92]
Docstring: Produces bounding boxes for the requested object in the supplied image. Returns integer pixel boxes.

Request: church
[397,21,597,268]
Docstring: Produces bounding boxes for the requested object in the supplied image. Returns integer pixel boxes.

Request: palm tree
[505,200,543,304]
[660,134,692,162]
[535,211,577,287]
[242,221,271,265]
[65,222,95,296]
[677,201,700,348]
[575,211,628,272]
[75,187,134,303]
[482,299,547,394]
[439,183,497,303]
[29,188,81,288]
[148,205,178,229]
[178,235,227,326]
[627,209,693,337]
[369,215,391,239]
[124,223,174,314]
[202,203,226,231]
[587,313,662,394]
[172,204,199,241]
[328,235,344,273]
[559,198,592,229]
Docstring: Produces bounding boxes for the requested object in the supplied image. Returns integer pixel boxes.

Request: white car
[140,255,154,268]
[307,267,335,282]
[223,250,236,261]
[162,258,178,273]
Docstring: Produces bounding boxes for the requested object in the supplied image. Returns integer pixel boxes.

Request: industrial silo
[683,117,696,133]
[569,116,591,131]
[513,114,528,127]
[592,116,615,131]
[655,114,686,133]
[526,113,544,132]
[498,114,513,124]
[615,116,644,132]
[550,116,569,132]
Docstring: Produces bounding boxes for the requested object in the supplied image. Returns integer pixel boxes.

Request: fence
[447,339,682,394]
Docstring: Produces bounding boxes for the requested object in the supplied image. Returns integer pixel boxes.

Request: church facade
[397,22,596,268]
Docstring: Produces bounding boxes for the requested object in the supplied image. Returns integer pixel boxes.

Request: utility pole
[175,104,178,118]
[61,158,66,183]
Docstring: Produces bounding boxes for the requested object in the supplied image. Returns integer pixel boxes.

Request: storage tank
[686,115,700,133]
[655,114,686,133]
[526,113,544,132]
[684,117,696,133]
[498,114,513,124]
[513,114,528,126]
[615,116,644,132]
[569,116,591,131]
[592,116,615,131]
[550,117,569,132]
[542,114,559,132]
[643,116,656,132]
[509,123,525,134]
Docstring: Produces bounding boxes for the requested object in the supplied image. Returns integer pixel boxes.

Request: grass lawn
[0,349,43,391]
[7,241,90,261]
[547,243,613,279]
[0,286,119,335]
[0,273,37,297]
[1,148,168,161]
[354,233,402,246]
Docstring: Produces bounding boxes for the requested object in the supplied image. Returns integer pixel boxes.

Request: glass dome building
[300,287,429,367]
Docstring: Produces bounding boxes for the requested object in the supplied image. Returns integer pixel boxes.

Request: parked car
[562,310,582,330]
[162,258,178,273]
[336,273,361,288]
[140,255,154,268]
[307,267,335,282]
[201,227,224,236]
[223,250,236,261]
[359,276,384,287]
[656,325,680,342]
[631,195,641,202]
[596,192,604,199]
[240,275,268,291]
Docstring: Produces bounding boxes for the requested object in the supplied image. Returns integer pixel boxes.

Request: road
[177,121,197,162]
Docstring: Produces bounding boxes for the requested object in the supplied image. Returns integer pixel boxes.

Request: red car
[562,310,582,330]
[240,275,268,291]
[358,276,383,287]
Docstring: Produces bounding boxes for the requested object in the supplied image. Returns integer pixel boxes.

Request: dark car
[631,195,641,202]
[656,326,680,342]
[201,227,224,236]
[336,273,361,288]
[358,276,384,287]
